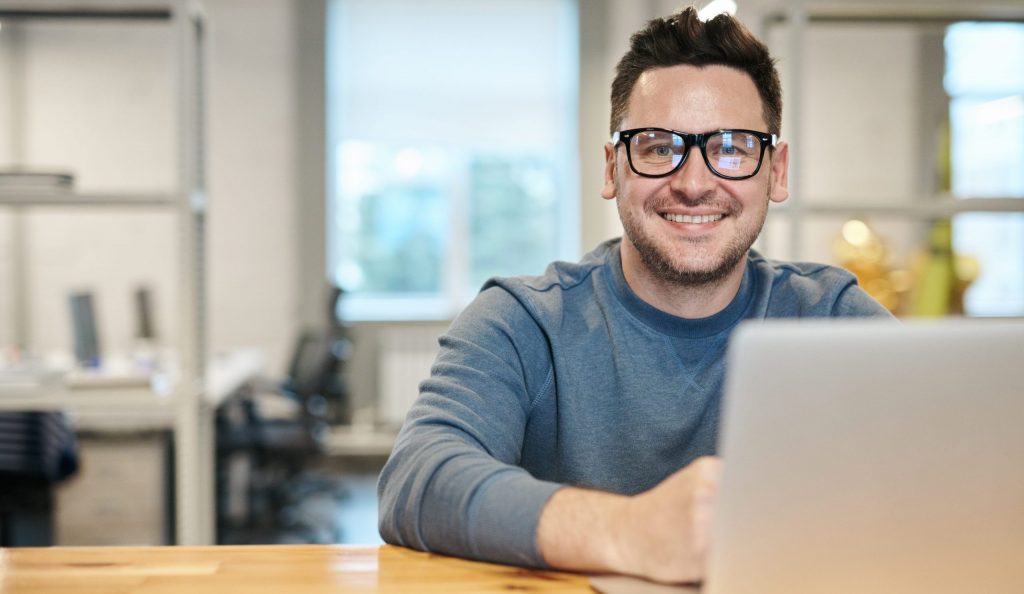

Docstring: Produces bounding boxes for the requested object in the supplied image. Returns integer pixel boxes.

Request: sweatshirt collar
[606,240,756,338]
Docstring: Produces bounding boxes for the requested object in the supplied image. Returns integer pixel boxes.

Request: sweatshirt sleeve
[376,285,563,567]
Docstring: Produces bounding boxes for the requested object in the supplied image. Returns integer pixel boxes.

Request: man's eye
[712,144,749,157]
[651,145,674,157]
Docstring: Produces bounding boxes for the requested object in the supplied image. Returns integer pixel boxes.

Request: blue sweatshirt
[377,239,891,568]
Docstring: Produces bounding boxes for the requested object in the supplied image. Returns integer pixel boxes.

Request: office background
[1,0,1022,545]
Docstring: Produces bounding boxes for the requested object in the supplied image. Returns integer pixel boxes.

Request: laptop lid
[705,319,1024,594]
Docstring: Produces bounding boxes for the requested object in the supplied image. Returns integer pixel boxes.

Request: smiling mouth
[661,213,725,224]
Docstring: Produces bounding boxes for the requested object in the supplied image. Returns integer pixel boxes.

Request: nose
[668,145,716,199]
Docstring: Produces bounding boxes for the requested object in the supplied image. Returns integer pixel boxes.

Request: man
[377,7,891,585]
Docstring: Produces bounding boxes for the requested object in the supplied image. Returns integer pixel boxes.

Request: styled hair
[609,7,782,135]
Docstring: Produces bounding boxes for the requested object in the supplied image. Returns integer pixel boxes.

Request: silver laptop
[592,318,1024,594]
[705,318,1024,594]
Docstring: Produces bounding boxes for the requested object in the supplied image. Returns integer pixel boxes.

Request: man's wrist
[602,491,637,575]
[536,486,634,575]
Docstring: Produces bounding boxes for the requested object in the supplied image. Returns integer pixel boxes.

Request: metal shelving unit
[0,192,178,206]
[0,0,213,545]
[775,196,1024,219]
[0,387,172,411]
[762,1,1024,260]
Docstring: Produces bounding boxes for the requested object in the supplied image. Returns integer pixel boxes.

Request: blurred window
[945,22,1024,316]
[326,0,579,320]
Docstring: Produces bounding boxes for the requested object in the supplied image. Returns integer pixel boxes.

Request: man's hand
[612,456,722,583]
[536,456,722,584]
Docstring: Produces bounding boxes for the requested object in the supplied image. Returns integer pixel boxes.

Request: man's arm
[377,287,563,567]
[537,456,722,584]
[377,285,723,581]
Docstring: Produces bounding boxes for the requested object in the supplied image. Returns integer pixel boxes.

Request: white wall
[205,0,298,370]
[764,20,930,264]
[0,0,300,373]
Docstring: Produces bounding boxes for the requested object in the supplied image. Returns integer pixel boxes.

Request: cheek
[620,176,669,202]
[729,178,771,208]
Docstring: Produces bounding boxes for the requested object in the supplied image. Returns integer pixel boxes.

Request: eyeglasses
[611,127,778,180]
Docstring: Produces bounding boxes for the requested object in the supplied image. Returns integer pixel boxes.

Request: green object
[909,220,955,317]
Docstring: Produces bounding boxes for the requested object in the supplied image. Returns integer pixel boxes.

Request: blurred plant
[834,218,980,317]
[833,219,905,313]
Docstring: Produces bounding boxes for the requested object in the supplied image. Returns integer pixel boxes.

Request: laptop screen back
[706,319,1024,594]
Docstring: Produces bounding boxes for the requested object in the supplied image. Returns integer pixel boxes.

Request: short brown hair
[610,7,782,135]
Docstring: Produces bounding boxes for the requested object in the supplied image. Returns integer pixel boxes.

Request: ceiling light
[698,0,738,21]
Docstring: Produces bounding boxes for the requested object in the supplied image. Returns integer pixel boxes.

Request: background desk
[0,350,267,545]
[0,544,594,593]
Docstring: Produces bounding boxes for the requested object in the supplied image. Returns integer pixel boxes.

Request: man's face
[602,64,789,287]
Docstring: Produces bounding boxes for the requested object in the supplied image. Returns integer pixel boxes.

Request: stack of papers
[0,368,64,391]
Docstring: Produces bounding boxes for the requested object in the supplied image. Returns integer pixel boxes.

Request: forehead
[624,64,766,131]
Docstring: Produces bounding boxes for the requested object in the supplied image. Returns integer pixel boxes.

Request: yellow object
[833,219,902,313]
[831,217,980,317]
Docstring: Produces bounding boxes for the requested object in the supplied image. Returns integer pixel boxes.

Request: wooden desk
[0,544,595,593]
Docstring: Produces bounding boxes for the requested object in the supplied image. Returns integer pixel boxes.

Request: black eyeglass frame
[611,127,778,181]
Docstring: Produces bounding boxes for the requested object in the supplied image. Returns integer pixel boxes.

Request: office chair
[215,286,351,544]
[0,412,78,546]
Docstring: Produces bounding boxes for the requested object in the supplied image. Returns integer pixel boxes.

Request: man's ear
[601,143,617,200]
[768,141,789,204]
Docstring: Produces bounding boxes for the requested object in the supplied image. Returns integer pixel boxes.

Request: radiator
[377,326,441,428]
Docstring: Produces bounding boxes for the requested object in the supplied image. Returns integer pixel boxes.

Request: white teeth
[662,213,724,224]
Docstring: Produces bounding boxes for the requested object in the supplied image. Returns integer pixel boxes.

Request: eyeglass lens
[629,130,764,178]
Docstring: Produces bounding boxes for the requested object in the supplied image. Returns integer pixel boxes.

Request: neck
[619,241,747,319]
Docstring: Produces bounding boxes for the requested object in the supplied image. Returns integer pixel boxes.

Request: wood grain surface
[0,544,595,593]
